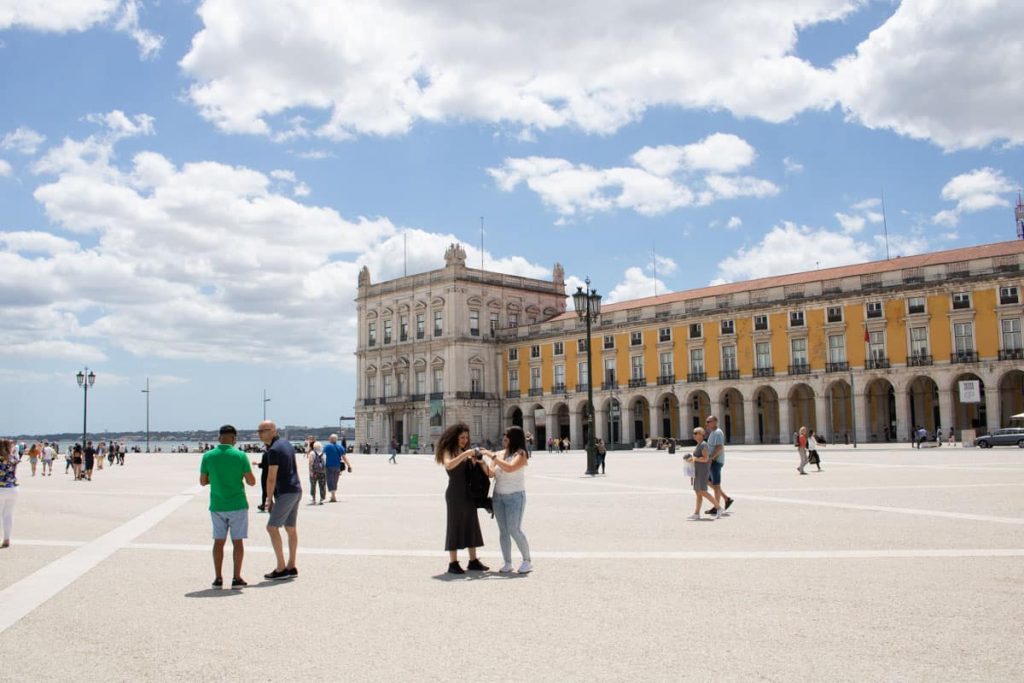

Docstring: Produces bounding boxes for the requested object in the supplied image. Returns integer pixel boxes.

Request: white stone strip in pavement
[10,539,87,548]
[0,484,202,635]
[744,494,1024,526]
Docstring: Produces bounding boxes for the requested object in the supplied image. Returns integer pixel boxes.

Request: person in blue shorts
[703,415,735,516]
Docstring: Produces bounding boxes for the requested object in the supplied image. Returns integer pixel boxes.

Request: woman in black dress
[435,422,490,574]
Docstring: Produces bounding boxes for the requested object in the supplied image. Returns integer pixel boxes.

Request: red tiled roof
[554,240,1024,321]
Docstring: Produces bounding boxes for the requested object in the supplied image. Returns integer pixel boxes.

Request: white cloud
[489,134,777,217]
[1,126,46,155]
[931,167,1014,227]
[782,156,803,174]
[0,231,80,254]
[835,212,866,234]
[649,254,678,276]
[605,267,671,304]
[113,0,162,58]
[726,216,742,230]
[0,0,162,58]
[84,110,155,139]
[0,159,10,177]
[851,197,880,211]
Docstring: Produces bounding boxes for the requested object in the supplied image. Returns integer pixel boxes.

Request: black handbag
[466,460,493,514]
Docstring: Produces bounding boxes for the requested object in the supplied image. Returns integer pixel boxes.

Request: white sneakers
[687,513,701,521]
[518,561,533,574]
[498,563,513,573]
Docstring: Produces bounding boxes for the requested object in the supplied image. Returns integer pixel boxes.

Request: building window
[552,341,564,356]
[489,312,499,336]
[383,374,393,398]
[689,348,704,373]
[754,314,768,331]
[416,314,425,339]
[720,319,734,335]
[1000,286,1020,305]
[397,373,406,396]
[755,341,771,369]
[954,322,973,353]
[509,367,520,390]
[471,368,483,393]
[789,311,805,327]
[399,315,409,341]
[577,338,588,353]
[907,297,926,315]
[473,415,482,439]
[866,301,883,319]
[689,323,702,339]
[509,313,519,327]
[630,355,644,379]
[659,352,673,377]
[828,334,845,363]
[415,370,425,395]
[630,331,642,346]
[910,327,928,356]
[530,344,540,359]
[469,310,479,336]
[952,292,971,310]
[509,348,518,361]
[791,337,808,365]
[554,364,565,390]
[604,358,617,384]
[526,367,539,391]
[659,327,671,342]
[432,368,443,393]
[1002,318,1022,350]
[368,322,377,347]
[578,361,589,385]
[366,375,376,399]
[721,344,737,371]
[869,330,886,360]
[433,311,443,337]
[383,320,392,344]
[603,335,615,350]
[826,306,843,323]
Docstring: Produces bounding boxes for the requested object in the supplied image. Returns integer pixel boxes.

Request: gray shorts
[211,509,248,540]
[267,492,301,528]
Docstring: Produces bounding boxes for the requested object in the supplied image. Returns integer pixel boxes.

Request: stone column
[523,413,536,444]
[570,406,583,447]
[814,394,829,440]
[894,391,910,443]
[780,393,793,443]
[743,392,757,445]
[652,400,664,438]
[545,410,559,445]
[677,401,687,440]
[623,402,635,446]
[856,390,869,444]
[710,396,723,423]
[596,407,608,442]
[938,389,954,437]
[985,386,1001,434]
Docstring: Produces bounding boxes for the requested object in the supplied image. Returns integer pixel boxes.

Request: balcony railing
[754,366,774,377]
[907,354,933,366]
[410,394,426,402]
[866,358,890,370]
[719,369,739,380]
[951,351,979,364]
[575,383,590,392]
[429,392,443,400]
[553,383,567,393]
[505,390,520,399]
[657,374,675,385]
[602,381,619,390]
[362,398,377,406]
[687,371,706,383]
[1001,294,1020,305]
[788,363,811,375]
[628,377,646,388]
[998,348,1023,361]
[528,387,544,397]
[825,361,849,373]
[378,397,388,404]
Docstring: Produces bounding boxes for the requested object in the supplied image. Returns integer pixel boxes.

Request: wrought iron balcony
[528,387,544,397]
[866,358,890,370]
[657,374,675,385]
[553,383,567,393]
[719,369,740,380]
[362,398,378,406]
[788,363,811,375]
[951,351,979,364]
[575,383,590,392]
[628,377,646,388]
[907,354,933,366]
[687,371,706,383]
[753,366,774,377]
[506,390,520,399]
[429,392,443,400]
[602,381,619,390]
[999,348,1024,360]
[825,361,849,373]
[410,394,426,402]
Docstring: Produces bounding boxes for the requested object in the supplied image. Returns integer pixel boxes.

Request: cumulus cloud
[0,0,162,58]
[488,134,777,218]
[726,216,743,230]
[782,157,804,174]
[1,127,46,155]
[650,254,678,277]
[605,266,671,304]
[0,159,10,177]
[931,167,1014,227]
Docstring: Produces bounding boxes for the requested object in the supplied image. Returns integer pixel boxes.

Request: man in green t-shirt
[200,425,256,588]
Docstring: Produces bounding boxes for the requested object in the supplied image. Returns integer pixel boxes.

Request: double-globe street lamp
[76,368,96,449]
[572,278,602,475]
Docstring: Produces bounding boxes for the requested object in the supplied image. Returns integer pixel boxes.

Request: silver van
[974,428,1024,448]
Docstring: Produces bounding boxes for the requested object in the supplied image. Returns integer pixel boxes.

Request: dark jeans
[309,474,326,501]
[597,452,606,473]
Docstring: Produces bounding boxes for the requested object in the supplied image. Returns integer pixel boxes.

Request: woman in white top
[482,425,532,574]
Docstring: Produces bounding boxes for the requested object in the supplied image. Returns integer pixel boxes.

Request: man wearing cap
[200,425,256,588]
[703,415,734,516]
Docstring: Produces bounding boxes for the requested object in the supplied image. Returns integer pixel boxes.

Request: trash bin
[668,441,676,454]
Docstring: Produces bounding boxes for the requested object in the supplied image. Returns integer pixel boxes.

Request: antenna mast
[480,216,484,270]
[881,189,890,259]
[652,241,657,296]
[1016,192,1024,240]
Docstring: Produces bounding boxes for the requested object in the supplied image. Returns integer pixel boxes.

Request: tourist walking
[41,442,55,476]
[0,439,17,548]
[27,442,40,477]
[484,426,532,574]
[947,428,955,446]
[259,421,302,580]
[685,427,718,520]
[808,429,823,472]
[435,422,488,575]
[307,440,327,505]
[704,416,735,514]
[97,441,106,470]
[72,444,84,480]
[796,426,809,475]
[596,438,607,474]
[83,441,96,480]
[388,437,398,464]
[323,434,350,502]
[200,425,256,588]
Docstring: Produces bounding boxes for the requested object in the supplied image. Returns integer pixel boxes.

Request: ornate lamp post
[263,389,271,421]
[76,368,96,449]
[572,278,602,475]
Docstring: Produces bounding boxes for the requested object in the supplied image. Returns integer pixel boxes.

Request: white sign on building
[958,380,981,404]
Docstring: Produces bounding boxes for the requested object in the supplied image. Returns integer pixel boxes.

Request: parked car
[974,428,1024,448]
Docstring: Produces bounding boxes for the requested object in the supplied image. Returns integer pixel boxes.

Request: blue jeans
[492,491,530,565]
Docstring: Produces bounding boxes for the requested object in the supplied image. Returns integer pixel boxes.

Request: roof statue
[444,242,467,267]
[553,262,565,285]
[358,265,371,288]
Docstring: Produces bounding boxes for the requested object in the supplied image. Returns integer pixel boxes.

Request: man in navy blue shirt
[258,421,302,580]
[322,434,351,503]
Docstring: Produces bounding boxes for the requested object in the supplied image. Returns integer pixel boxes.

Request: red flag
[864,328,870,342]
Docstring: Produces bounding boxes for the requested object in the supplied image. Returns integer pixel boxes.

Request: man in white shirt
[41,442,56,476]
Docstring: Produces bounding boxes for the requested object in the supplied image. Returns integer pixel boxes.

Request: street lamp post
[573,278,602,475]
[76,368,96,449]
[141,377,150,453]
[263,389,271,421]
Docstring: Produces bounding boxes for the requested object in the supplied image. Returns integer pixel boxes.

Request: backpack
[466,460,493,514]
[311,451,325,476]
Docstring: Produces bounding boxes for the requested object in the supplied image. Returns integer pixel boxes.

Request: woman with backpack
[435,422,489,575]
[807,429,823,472]
[307,441,327,505]
[481,425,532,574]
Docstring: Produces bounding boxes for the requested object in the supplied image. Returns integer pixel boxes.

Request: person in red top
[796,426,809,475]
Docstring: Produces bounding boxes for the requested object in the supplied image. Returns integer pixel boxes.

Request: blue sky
[1,0,1022,435]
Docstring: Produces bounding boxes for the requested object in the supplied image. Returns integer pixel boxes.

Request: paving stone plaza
[1,444,1022,681]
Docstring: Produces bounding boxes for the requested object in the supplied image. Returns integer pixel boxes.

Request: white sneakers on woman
[518,561,532,574]
[499,562,513,573]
